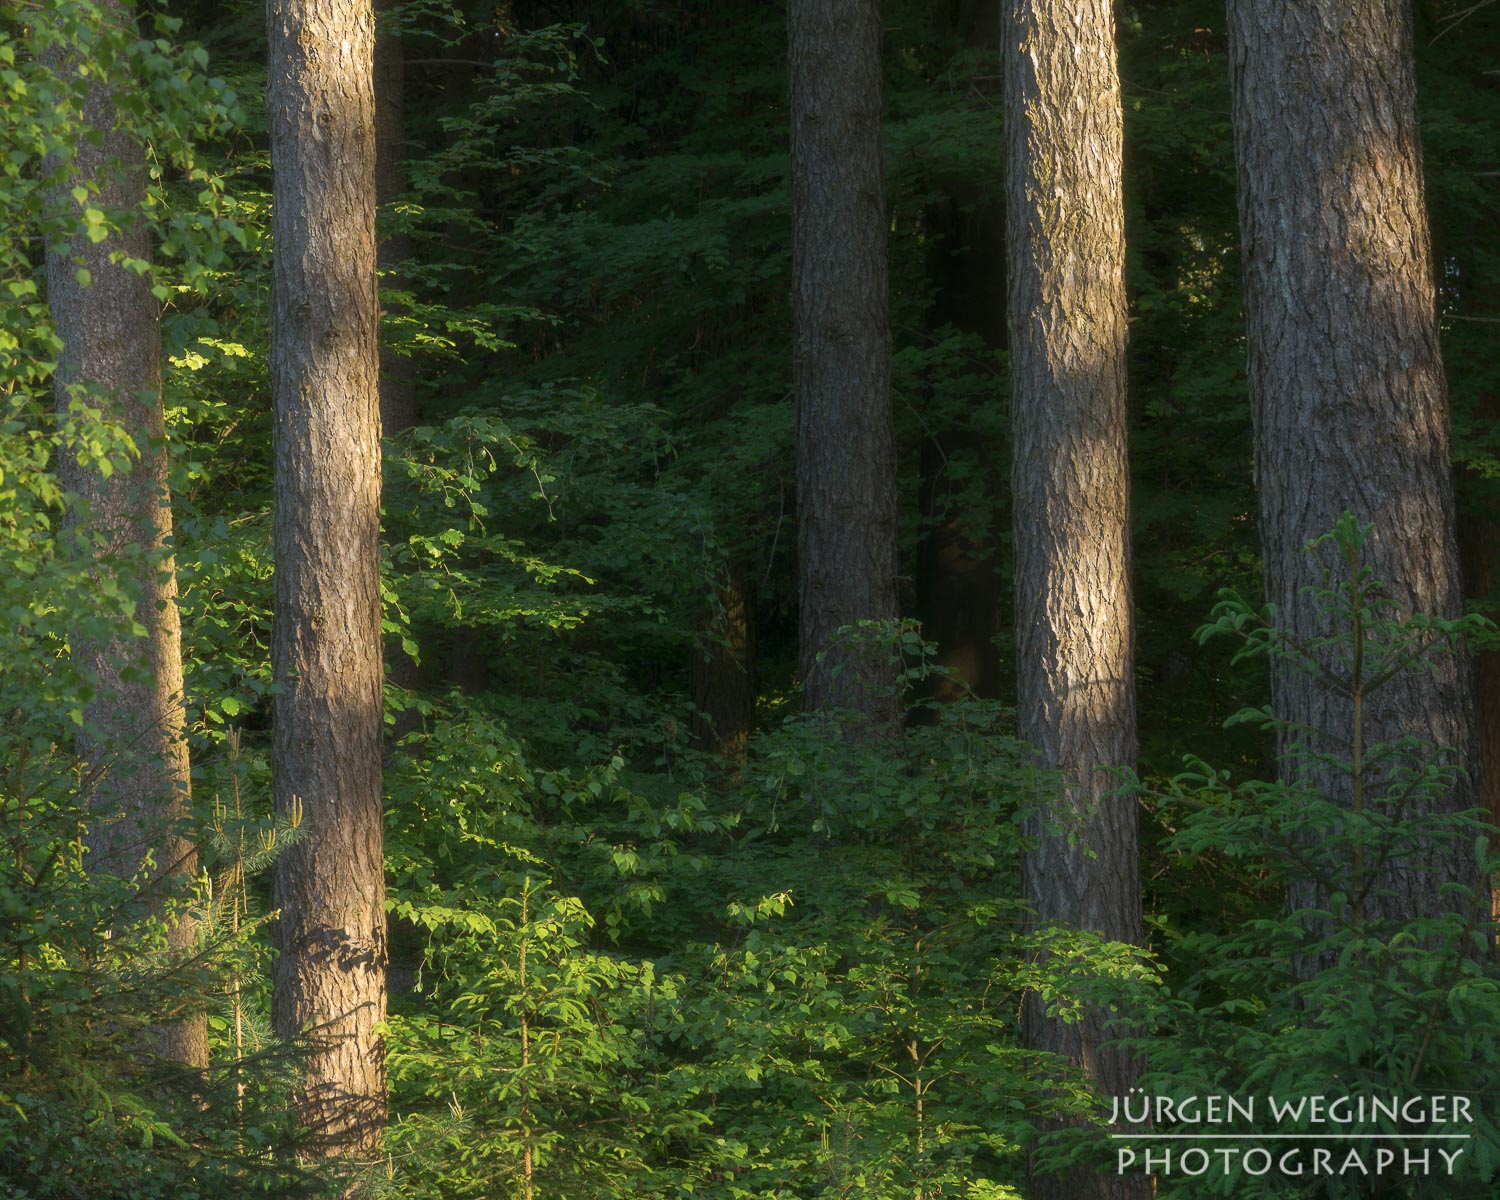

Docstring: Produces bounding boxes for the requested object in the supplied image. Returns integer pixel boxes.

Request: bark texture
[789,0,900,726]
[689,563,757,753]
[1228,0,1481,931]
[375,0,415,435]
[1003,0,1144,1191]
[47,0,207,1070]
[267,0,388,1160]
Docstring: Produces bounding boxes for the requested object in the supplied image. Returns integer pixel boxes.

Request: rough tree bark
[267,0,388,1161]
[47,0,207,1070]
[788,0,900,727]
[1228,0,1481,932]
[689,563,757,754]
[1003,0,1145,1191]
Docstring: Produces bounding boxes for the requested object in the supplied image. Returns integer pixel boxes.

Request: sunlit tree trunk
[789,0,900,727]
[1004,0,1145,1190]
[47,0,207,1070]
[1228,0,1481,936]
[267,0,388,1162]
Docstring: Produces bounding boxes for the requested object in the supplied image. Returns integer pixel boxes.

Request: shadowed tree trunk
[47,0,207,1071]
[267,0,388,1162]
[690,563,757,753]
[1003,0,1145,1190]
[1456,378,1500,851]
[916,432,1002,703]
[1460,502,1500,934]
[1446,246,1500,863]
[789,0,900,728]
[1459,486,1500,869]
[1228,0,1482,937]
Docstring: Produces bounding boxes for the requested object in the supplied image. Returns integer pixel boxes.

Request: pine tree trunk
[1447,247,1500,893]
[1459,489,1500,849]
[916,431,1002,703]
[47,0,207,1071]
[788,0,900,728]
[1003,0,1144,1190]
[1228,0,1481,934]
[690,563,757,753]
[375,0,416,436]
[267,0,388,1161]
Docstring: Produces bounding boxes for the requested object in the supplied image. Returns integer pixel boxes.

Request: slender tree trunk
[916,431,1002,703]
[47,0,207,1070]
[1228,0,1481,934]
[1459,488,1500,861]
[375,0,416,436]
[267,0,388,1161]
[789,0,900,727]
[1456,376,1500,847]
[690,563,757,753]
[1003,0,1144,1191]
[1460,494,1500,927]
[1447,245,1500,866]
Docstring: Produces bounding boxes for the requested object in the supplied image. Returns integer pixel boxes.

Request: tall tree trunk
[1003,0,1144,1191]
[1456,380,1500,851]
[267,0,388,1162]
[916,431,1002,703]
[47,0,207,1071]
[1447,245,1500,870]
[1228,0,1481,934]
[375,0,416,436]
[690,563,757,754]
[1459,484,1500,876]
[789,0,900,727]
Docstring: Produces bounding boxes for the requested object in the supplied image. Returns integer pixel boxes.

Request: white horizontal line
[1109,1134,1471,1140]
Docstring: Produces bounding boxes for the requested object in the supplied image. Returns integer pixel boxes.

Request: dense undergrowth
[2,0,1499,1196]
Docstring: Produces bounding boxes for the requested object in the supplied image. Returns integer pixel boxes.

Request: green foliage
[0,9,329,1196]
[4,0,1498,1195]
[1123,518,1500,1197]
[372,649,1165,1199]
[0,782,327,1199]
